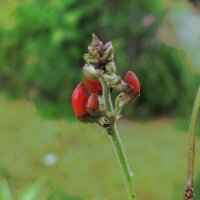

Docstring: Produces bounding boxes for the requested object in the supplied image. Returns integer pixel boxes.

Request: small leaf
[0,179,13,200]
[17,179,45,200]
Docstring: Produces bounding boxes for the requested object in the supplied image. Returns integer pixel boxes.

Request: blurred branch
[185,86,200,200]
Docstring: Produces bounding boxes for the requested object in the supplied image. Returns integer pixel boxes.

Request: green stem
[185,86,200,200]
[113,105,121,118]
[101,80,113,112]
[110,124,136,200]
[101,78,136,200]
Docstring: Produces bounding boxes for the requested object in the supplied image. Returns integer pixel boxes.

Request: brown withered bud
[84,34,114,68]
[184,186,195,200]
[88,34,104,56]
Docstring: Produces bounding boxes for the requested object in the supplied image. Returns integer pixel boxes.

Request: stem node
[185,86,200,200]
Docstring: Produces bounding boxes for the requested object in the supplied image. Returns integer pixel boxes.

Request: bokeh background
[0,0,200,199]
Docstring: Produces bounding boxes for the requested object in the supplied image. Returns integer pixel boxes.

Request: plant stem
[110,124,136,200]
[101,80,113,112]
[101,79,136,199]
[185,86,200,200]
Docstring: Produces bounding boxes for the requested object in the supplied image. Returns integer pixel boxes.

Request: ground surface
[0,95,200,200]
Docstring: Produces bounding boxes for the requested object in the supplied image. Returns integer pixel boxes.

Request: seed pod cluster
[72,34,140,126]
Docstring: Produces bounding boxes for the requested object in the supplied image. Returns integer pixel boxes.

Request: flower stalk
[72,34,140,200]
[110,124,136,199]
[185,86,200,200]
[100,72,136,199]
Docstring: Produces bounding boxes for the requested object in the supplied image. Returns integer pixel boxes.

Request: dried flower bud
[105,62,116,74]
[103,74,121,85]
[91,33,103,52]
[115,92,132,109]
[82,64,99,81]
[124,71,140,96]
[84,34,114,67]
[84,53,99,65]
[87,34,103,57]
[87,93,99,111]
[102,44,113,62]
[72,82,89,118]
[85,77,102,93]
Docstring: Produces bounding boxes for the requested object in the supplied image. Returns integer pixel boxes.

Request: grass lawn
[0,94,200,200]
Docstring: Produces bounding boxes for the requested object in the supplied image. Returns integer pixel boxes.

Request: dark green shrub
[0,0,199,118]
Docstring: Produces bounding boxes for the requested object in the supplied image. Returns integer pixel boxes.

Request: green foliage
[132,45,199,117]
[0,179,12,200]
[17,179,45,200]
[0,178,83,200]
[48,189,83,200]
[0,0,95,117]
[0,178,44,200]
[195,175,200,199]
[0,0,199,118]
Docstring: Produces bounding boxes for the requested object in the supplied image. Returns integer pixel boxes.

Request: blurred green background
[0,0,200,199]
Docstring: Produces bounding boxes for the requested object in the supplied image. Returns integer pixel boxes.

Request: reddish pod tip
[85,77,102,93]
[124,71,140,96]
[87,93,99,111]
[72,82,89,118]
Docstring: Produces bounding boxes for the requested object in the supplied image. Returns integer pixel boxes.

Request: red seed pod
[85,77,102,93]
[124,71,140,96]
[72,82,89,118]
[87,93,99,111]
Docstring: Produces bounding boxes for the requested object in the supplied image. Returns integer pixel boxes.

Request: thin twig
[185,86,200,200]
